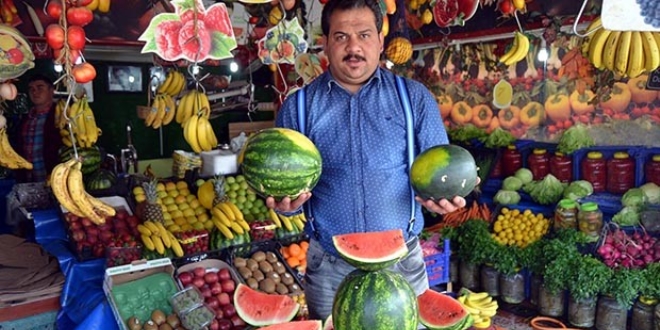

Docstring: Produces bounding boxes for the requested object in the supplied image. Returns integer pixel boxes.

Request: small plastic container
[528,149,550,181]
[581,151,607,193]
[180,304,215,330]
[645,154,660,186]
[105,246,143,268]
[501,145,523,177]
[607,152,635,194]
[170,286,204,315]
[550,151,573,183]
[554,199,579,231]
[175,230,210,256]
[578,202,603,242]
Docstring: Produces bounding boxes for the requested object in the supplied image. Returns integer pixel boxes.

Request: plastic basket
[424,239,451,287]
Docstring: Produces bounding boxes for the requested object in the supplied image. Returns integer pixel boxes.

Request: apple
[217,319,232,330]
[99,230,114,243]
[204,272,219,284]
[210,282,222,295]
[220,279,235,294]
[115,210,128,220]
[71,229,85,242]
[85,226,99,237]
[192,277,205,289]
[201,286,212,298]
[222,304,237,318]
[126,216,139,228]
[193,267,206,278]
[178,272,193,287]
[206,297,219,309]
[215,309,224,320]
[217,292,230,306]
[69,221,82,230]
[209,320,220,330]
[81,218,93,227]
[230,314,244,327]
[218,268,231,281]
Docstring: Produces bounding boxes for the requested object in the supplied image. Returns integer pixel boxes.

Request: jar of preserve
[581,151,607,193]
[645,154,660,186]
[578,202,603,242]
[554,199,579,231]
[528,149,550,180]
[502,145,522,177]
[490,154,503,179]
[550,151,573,183]
[607,151,635,194]
[631,297,656,330]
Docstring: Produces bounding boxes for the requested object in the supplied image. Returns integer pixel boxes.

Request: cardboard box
[103,258,175,330]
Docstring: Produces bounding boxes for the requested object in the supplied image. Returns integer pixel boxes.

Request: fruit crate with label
[423,238,451,287]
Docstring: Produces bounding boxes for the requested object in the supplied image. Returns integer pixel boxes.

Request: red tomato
[46,0,63,19]
[498,0,514,15]
[45,24,65,50]
[66,7,93,27]
[67,26,86,50]
[53,48,81,65]
[248,16,259,24]
[72,62,96,83]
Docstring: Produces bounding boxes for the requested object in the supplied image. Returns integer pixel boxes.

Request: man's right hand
[266,192,312,213]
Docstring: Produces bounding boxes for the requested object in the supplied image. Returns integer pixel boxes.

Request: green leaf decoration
[138,13,181,43]
[171,0,200,12]
[142,38,157,53]
[209,32,237,60]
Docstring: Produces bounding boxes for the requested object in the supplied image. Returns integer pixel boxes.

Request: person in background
[267,0,478,321]
[13,74,62,183]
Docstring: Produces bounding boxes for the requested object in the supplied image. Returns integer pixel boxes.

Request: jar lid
[587,151,603,159]
[533,149,547,155]
[558,199,578,209]
[507,145,517,150]
[580,202,599,212]
[653,155,660,162]
[613,152,629,159]
[555,151,565,157]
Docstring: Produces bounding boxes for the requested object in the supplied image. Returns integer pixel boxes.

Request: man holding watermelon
[268,0,477,321]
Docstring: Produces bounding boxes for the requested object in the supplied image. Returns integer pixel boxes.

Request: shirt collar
[30,104,51,117]
[323,67,383,94]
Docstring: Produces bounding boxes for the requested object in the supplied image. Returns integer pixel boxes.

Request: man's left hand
[415,177,481,215]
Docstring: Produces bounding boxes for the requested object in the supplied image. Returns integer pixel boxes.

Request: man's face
[323,7,384,93]
[28,80,54,108]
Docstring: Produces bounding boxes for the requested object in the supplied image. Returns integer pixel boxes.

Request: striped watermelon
[234,283,300,327]
[333,229,408,271]
[58,146,102,175]
[258,320,323,330]
[417,289,473,330]
[332,269,418,330]
[238,128,322,200]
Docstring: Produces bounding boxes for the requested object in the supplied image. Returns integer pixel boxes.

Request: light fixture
[54,63,63,72]
[537,39,548,62]
[385,60,394,69]
[229,61,239,73]
[128,76,135,83]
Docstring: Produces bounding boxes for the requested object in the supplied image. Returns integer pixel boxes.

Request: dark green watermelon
[59,146,102,175]
[332,269,418,330]
[239,128,322,200]
[410,144,478,201]
[85,169,116,191]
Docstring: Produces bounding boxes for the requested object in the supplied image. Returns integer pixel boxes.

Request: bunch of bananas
[183,113,218,153]
[211,201,250,240]
[144,94,177,129]
[499,31,530,66]
[0,127,32,170]
[56,97,102,148]
[86,0,111,13]
[157,70,187,97]
[138,220,185,257]
[269,209,307,232]
[176,90,211,125]
[51,159,116,225]
[457,290,499,329]
[583,17,660,78]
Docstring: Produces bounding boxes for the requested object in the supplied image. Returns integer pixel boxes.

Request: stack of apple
[64,208,140,260]
[44,0,96,83]
[177,267,247,330]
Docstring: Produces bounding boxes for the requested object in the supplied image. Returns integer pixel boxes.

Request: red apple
[192,277,205,289]
[201,286,212,298]
[71,229,85,242]
[220,279,235,294]
[210,282,222,295]
[81,218,93,227]
[193,267,206,278]
[178,272,193,286]
[85,226,99,237]
[204,272,219,284]
[217,292,230,306]
[126,216,139,228]
[69,221,82,230]
[215,309,224,320]
[230,314,244,327]
[115,210,128,220]
[217,319,232,330]
[209,320,220,330]
[218,268,231,281]
[99,230,114,243]
[206,297,219,309]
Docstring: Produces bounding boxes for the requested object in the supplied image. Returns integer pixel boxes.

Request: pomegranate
[433,0,459,28]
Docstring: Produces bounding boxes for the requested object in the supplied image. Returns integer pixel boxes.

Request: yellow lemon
[156,182,166,192]
[493,79,513,109]
[175,181,188,190]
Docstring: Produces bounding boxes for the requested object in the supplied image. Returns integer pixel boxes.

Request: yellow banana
[72,100,87,147]
[162,95,177,126]
[498,34,518,65]
[175,91,190,124]
[85,192,116,217]
[157,71,174,95]
[98,0,110,13]
[214,221,234,239]
[641,31,660,73]
[151,235,165,254]
[627,32,645,78]
[237,219,250,232]
[603,31,622,71]
[144,221,160,234]
[199,93,211,119]
[86,0,99,11]
[183,115,202,153]
[50,159,85,217]
[144,97,160,127]
[141,234,155,251]
[0,128,32,169]
[230,221,244,235]
[217,202,236,221]
[479,308,497,317]
[269,208,282,227]
[212,207,232,227]
[588,28,612,69]
[226,202,243,222]
[67,161,105,224]
[504,32,529,66]
[614,31,632,76]
[465,292,491,302]
[137,224,153,236]
[291,215,305,231]
[460,302,481,315]
[170,236,184,257]
[156,222,171,248]
[196,116,213,151]
[151,95,168,129]
[279,214,293,231]
[82,99,99,145]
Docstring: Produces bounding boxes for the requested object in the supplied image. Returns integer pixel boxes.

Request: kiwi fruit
[247,277,259,290]
[252,251,266,262]
[252,269,265,281]
[259,261,273,273]
[159,323,173,330]
[126,316,141,330]
[143,320,159,330]
[233,257,247,268]
[266,252,278,263]
[266,271,281,284]
[238,266,252,280]
[246,259,259,271]
[273,262,286,275]
[166,314,180,328]
[259,278,276,293]
[289,283,302,293]
[276,283,289,294]
[281,272,295,285]
[151,310,166,326]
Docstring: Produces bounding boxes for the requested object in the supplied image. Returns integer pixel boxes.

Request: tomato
[72,62,96,83]
[45,24,65,50]
[498,0,514,15]
[66,7,93,27]
[248,16,260,24]
[67,25,86,50]
[47,0,63,19]
[53,48,81,64]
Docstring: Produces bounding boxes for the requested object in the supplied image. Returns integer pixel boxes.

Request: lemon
[493,79,513,109]
[0,35,17,50]
[421,9,433,25]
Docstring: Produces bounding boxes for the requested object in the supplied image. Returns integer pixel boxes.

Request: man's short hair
[28,74,54,86]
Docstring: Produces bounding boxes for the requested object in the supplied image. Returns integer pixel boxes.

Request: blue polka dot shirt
[276,67,449,256]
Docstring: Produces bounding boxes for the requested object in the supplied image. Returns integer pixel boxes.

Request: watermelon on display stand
[238,128,322,200]
[410,144,478,201]
[234,283,300,327]
[85,168,117,191]
[332,229,408,271]
[257,320,323,330]
[417,289,473,330]
[59,146,102,175]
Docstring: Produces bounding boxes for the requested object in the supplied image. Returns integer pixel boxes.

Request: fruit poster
[257,17,308,65]
[0,25,34,81]
[139,0,237,62]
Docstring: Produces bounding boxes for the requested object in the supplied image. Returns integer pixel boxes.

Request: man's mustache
[343,54,366,61]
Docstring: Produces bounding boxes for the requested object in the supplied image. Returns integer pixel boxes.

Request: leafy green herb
[540,229,588,294]
[447,124,488,144]
[567,255,612,301]
[641,263,660,300]
[606,268,644,309]
[451,219,495,265]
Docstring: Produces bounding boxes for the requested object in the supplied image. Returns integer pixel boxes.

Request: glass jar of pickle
[578,202,603,242]
[554,199,579,231]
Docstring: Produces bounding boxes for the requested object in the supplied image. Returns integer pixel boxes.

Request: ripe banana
[157,71,175,95]
[614,31,632,76]
[603,30,622,72]
[458,289,499,327]
[141,234,155,251]
[51,159,85,217]
[175,90,193,124]
[196,116,214,152]
[85,192,116,218]
[67,161,105,225]
[144,221,160,234]
[641,31,660,73]
[227,202,244,222]
[152,95,168,129]
[152,235,165,254]
[183,114,202,153]
[587,28,612,70]
[499,32,528,66]
[137,224,152,236]
[291,215,305,231]
[212,207,232,227]
[0,128,33,169]
[230,221,244,235]
[214,221,234,240]
[161,95,177,126]
[169,232,184,257]
[156,222,171,248]
[627,32,645,78]
[81,98,99,146]
[279,213,294,231]
[269,208,282,227]
[145,97,160,127]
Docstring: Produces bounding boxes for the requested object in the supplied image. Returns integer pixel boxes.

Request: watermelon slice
[332,229,409,271]
[323,315,333,330]
[234,284,300,327]
[417,289,473,330]
[257,320,323,330]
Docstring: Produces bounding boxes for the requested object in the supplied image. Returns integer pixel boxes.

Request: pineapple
[212,175,227,206]
[136,179,165,224]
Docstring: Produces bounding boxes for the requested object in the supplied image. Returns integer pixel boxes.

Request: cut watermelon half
[417,289,473,330]
[234,284,300,327]
[332,229,409,271]
[323,315,333,330]
[258,320,323,330]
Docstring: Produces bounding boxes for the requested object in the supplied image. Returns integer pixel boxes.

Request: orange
[287,256,300,268]
[300,241,309,251]
[288,243,302,257]
[281,247,290,259]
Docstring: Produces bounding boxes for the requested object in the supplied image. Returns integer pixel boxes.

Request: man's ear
[322,35,328,48]
[378,32,384,53]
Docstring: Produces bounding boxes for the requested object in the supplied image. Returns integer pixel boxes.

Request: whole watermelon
[85,169,116,191]
[239,128,322,200]
[59,146,102,175]
[332,269,418,330]
[410,144,478,201]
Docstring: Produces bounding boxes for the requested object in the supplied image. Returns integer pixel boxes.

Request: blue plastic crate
[636,147,660,185]
[572,146,646,192]
[424,239,451,286]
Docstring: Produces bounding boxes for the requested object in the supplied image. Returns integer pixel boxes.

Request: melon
[238,127,322,200]
[234,284,300,327]
[332,269,418,330]
[417,289,473,330]
[410,144,478,201]
[332,229,408,271]
[258,320,323,330]
[323,315,333,330]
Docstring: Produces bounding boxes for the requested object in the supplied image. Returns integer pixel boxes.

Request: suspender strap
[297,88,319,239]
[394,76,417,236]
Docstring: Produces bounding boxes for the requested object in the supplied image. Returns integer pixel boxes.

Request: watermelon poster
[138,0,237,62]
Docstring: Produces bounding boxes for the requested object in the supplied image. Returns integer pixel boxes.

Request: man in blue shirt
[268,0,477,320]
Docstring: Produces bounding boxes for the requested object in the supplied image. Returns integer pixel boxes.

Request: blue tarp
[33,208,118,330]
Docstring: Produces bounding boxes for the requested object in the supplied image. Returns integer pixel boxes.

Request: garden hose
[529,316,583,330]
